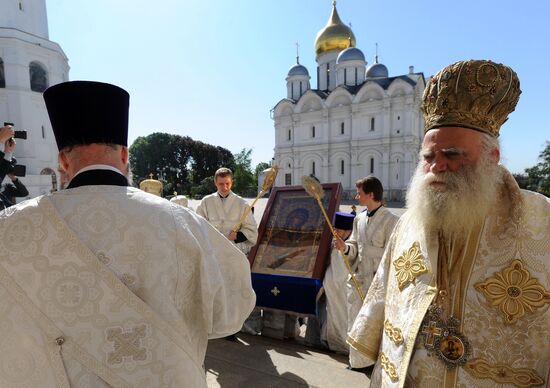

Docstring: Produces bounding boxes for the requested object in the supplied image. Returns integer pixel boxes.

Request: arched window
[370,117,375,131]
[370,157,374,173]
[285,173,292,185]
[312,161,316,176]
[41,167,57,192]
[311,126,316,138]
[287,129,291,141]
[29,62,48,92]
[340,122,344,134]
[340,160,344,175]
[0,58,5,88]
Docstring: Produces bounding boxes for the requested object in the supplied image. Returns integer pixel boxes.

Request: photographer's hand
[0,125,14,143]
[4,138,16,155]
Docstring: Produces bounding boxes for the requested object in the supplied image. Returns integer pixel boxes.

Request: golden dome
[314,1,356,56]
[139,174,163,197]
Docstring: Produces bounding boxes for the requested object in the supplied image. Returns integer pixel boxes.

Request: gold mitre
[422,59,521,137]
[139,174,163,197]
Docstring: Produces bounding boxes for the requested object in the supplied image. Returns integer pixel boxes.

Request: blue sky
[46,0,549,173]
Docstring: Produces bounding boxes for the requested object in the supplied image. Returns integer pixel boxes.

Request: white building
[0,0,69,198]
[272,2,425,201]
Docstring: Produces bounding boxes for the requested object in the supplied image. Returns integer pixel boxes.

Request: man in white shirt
[197,167,260,337]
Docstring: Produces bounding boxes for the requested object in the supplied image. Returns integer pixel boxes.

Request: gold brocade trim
[474,259,550,324]
[393,241,428,290]
[346,335,379,361]
[384,319,404,345]
[380,352,398,382]
[465,358,545,387]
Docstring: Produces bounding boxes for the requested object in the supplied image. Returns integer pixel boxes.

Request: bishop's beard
[406,153,503,239]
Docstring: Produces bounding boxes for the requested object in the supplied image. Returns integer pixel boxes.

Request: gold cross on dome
[421,321,442,347]
[271,286,281,296]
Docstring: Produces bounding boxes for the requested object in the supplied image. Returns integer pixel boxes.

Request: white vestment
[322,247,350,353]
[345,207,399,367]
[196,191,258,254]
[0,186,256,387]
[348,171,550,387]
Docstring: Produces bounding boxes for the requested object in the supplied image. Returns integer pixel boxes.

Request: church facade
[272,3,425,201]
[0,0,69,198]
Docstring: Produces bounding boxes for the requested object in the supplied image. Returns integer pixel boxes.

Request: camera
[3,122,27,177]
[7,163,26,177]
[3,122,27,139]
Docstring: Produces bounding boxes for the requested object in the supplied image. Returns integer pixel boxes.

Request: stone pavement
[205,332,370,388]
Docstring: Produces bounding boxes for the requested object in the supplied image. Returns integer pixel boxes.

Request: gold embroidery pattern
[475,259,550,324]
[380,352,398,382]
[393,241,428,290]
[465,358,544,387]
[384,319,404,345]
[106,324,148,365]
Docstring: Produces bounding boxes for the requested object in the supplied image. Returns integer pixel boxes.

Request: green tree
[232,148,256,196]
[129,132,190,195]
[254,162,271,181]
[525,141,550,196]
[188,141,235,186]
[129,132,235,196]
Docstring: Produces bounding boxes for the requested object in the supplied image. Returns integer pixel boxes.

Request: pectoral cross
[149,173,154,179]
[271,286,281,296]
[421,321,442,347]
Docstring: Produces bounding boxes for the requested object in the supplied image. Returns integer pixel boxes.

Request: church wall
[0,1,49,39]
[0,3,69,197]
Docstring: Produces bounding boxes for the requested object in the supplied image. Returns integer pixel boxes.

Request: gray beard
[406,156,502,238]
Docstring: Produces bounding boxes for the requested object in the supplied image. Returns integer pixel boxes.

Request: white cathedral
[0,0,68,198]
[272,2,426,201]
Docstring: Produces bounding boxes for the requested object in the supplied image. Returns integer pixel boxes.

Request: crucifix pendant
[419,305,471,368]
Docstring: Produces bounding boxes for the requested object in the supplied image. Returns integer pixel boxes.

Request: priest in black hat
[0,81,255,387]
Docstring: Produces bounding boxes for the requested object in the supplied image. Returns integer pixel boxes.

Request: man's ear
[58,151,69,171]
[121,146,129,165]
[490,147,500,164]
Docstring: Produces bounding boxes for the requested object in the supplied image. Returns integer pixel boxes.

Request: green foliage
[190,176,215,199]
[254,162,271,180]
[129,134,272,198]
[524,141,550,196]
[232,148,256,196]
[129,132,235,196]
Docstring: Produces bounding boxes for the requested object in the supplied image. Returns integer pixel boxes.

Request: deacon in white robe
[321,211,356,353]
[0,81,256,388]
[196,170,258,256]
[196,168,261,335]
[336,177,399,368]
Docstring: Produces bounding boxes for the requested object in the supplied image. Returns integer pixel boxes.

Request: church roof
[273,74,423,110]
[288,63,309,76]
[314,2,356,56]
